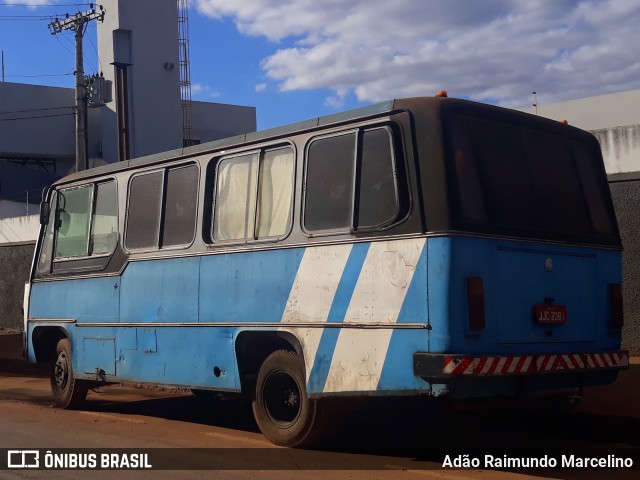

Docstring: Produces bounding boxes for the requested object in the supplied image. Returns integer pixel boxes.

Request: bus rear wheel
[253,350,326,447]
[51,339,88,409]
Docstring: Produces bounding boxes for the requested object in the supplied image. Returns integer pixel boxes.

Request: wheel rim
[263,370,302,427]
[54,351,69,391]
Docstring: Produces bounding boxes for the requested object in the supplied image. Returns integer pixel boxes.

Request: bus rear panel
[413,100,626,397]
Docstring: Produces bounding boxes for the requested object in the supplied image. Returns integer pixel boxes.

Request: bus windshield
[446,114,620,246]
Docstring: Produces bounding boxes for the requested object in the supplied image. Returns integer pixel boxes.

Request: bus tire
[253,350,325,447]
[51,339,88,409]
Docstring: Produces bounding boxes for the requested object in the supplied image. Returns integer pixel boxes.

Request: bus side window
[162,165,199,247]
[214,153,259,241]
[90,181,118,255]
[256,147,295,238]
[212,146,295,242]
[357,127,399,228]
[304,125,400,233]
[304,133,356,232]
[126,171,163,250]
[125,165,199,250]
[55,186,92,258]
[53,180,119,261]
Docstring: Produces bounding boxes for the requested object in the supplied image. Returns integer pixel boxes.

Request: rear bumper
[414,351,629,379]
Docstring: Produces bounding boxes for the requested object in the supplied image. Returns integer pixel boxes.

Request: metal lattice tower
[177,0,193,146]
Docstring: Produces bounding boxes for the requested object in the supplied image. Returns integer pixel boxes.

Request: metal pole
[2,50,4,82]
[115,64,131,161]
[75,20,87,172]
[48,7,105,171]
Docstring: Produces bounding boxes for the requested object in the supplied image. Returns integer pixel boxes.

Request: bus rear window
[447,115,617,243]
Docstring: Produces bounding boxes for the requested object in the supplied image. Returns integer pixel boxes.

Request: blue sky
[1,0,640,130]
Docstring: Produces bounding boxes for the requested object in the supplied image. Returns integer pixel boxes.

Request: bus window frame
[124,162,200,253]
[54,184,94,260]
[52,179,119,262]
[35,189,58,276]
[301,124,402,237]
[209,143,297,246]
[42,178,119,275]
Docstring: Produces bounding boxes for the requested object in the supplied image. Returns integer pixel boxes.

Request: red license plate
[534,305,567,325]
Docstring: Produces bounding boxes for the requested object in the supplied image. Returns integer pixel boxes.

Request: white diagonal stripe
[323,238,426,393]
[481,358,494,374]
[507,356,520,373]
[593,354,604,368]
[279,244,352,381]
[464,358,480,374]
[521,356,532,372]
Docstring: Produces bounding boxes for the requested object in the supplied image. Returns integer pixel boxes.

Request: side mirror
[39,201,50,226]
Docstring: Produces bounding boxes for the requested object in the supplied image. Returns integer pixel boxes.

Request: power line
[57,27,97,72]
[85,23,101,72]
[0,112,74,122]
[4,72,73,78]
[53,32,75,58]
[0,3,93,6]
[0,16,55,21]
[0,105,74,115]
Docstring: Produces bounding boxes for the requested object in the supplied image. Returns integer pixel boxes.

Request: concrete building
[96,0,256,163]
[0,0,255,180]
[0,0,255,330]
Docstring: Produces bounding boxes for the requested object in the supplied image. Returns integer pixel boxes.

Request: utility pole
[48,5,106,172]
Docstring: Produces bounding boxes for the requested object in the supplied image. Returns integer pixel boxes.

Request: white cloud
[191,83,220,99]
[3,0,53,7]
[193,0,640,108]
[255,82,267,93]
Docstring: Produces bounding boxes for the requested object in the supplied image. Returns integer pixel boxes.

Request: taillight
[467,276,485,330]
[610,283,624,330]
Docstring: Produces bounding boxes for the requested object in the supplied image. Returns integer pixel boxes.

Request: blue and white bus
[25,96,628,446]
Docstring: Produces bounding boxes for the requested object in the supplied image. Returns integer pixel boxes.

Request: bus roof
[54,96,587,186]
[56,98,403,185]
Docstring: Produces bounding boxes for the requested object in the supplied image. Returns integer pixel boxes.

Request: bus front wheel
[253,350,326,447]
[51,339,88,409]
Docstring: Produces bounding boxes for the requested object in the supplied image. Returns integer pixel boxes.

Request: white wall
[0,82,74,157]
[0,200,31,219]
[191,101,257,143]
[98,0,183,163]
[0,214,39,244]
[592,125,640,174]
[0,82,106,176]
[523,90,640,131]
